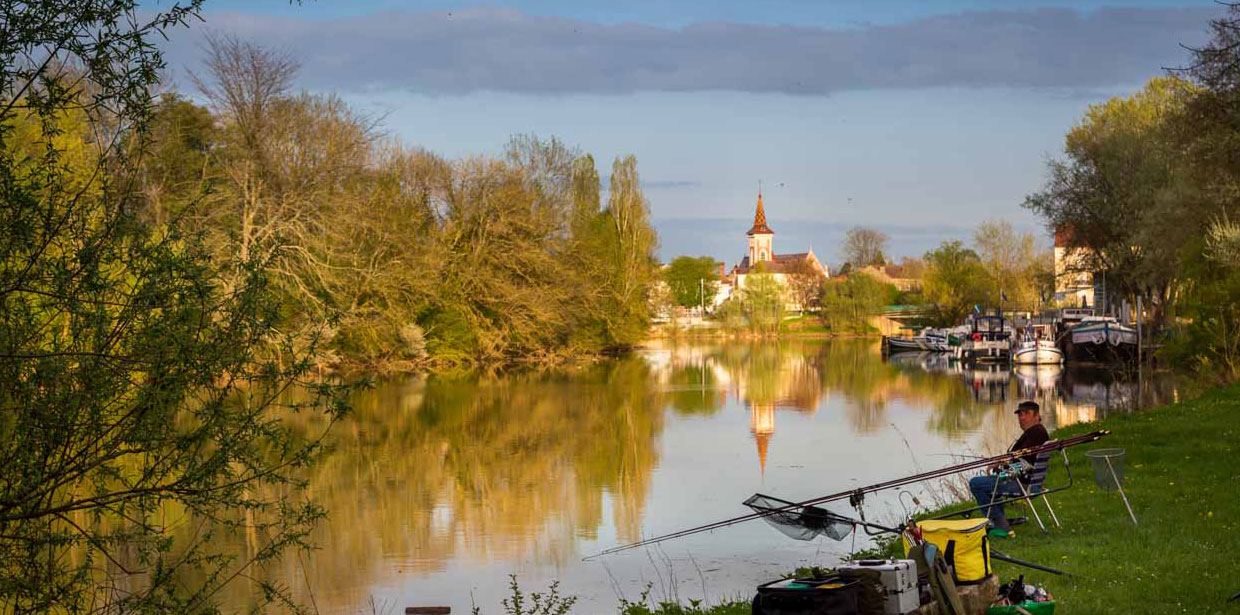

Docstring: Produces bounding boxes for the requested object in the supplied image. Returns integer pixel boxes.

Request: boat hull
[1013,342,1064,365]
[883,336,923,353]
[1059,321,1139,363]
[958,340,1011,363]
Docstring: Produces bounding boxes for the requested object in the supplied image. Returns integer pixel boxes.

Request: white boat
[1013,339,1064,365]
[957,315,1013,363]
[884,336,923,352]
[916,328,964,352]
[885,328,960,354]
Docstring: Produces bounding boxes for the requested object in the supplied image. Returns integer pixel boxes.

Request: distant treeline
[136,36,658,369]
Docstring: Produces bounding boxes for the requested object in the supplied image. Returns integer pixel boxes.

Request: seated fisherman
[968,400,1049,537]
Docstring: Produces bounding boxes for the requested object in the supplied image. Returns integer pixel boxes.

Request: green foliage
[740,271,784,334]
[619,585,751,615]
[139,94,218,225]
[1024,76,1201,326]
[470,576,578,615]
[921,240,991,327]
[664,256,720,308]
[717,297,747,331]
[0,2,348,612]
[502,575,578,615]
[1160,251,1240,379]
[140,37,661,368]
[972,219,1052,310]
[819,274,890,333]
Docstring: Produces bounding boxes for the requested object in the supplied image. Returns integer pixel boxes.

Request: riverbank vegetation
[0,2,660,612]
[1022,5,1240,380]
[596,367,1236,615]
[1,4,353,613]
[870,382,1240,614]
[31,34,662,373]
[155,36,659,370]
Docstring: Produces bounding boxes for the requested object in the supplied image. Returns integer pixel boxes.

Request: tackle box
[752,576,862,615]
[838,559,919,614]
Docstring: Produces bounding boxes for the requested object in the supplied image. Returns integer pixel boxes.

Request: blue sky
[159,0,1224,265]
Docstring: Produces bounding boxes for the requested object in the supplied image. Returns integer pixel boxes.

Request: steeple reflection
[199,339,1190,615]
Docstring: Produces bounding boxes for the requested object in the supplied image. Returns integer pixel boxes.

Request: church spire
[747,189,773,236]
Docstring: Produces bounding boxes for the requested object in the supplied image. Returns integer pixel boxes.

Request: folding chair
[934,442,1075,533]
[1002,449,1060,531]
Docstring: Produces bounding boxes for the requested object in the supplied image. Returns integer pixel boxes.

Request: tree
[922,240,991,326]
[785,258,827,314]
[819,275,889,333]
[1023,76,1200,326]
[138,94,218,226]
[895,256,927,279]
[663,256,720,309]
[598,155,660,345]
[843,227,889,268]
[972,219,1047,311]
[741,271,785,334]
[0,3,345,613]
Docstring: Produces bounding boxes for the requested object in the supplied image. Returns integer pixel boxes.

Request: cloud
[162,6,1218,95]
[642,179,701,190]
[600,175,701,190]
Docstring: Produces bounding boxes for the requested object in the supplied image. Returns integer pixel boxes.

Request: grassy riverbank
[944,383,1240,614]
[630,383,1239,615]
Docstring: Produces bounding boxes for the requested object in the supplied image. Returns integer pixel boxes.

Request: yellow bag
[903,519,991,584]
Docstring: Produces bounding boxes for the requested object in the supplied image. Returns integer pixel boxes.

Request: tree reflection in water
[203,340,1189,613]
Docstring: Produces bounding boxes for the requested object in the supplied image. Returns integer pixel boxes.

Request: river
[220,339,1188,614]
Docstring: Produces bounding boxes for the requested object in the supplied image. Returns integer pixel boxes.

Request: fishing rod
[991,550,1069,577]
[586,430,1108,559]
[747,494,1073,578]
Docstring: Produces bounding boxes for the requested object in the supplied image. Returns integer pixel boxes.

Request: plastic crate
[986,600,1055,615]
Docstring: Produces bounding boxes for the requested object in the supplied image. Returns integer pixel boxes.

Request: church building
[728,192,829,308]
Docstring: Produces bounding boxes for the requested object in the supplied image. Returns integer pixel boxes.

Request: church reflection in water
[206,339,1189,614]
[651,341,1187,476]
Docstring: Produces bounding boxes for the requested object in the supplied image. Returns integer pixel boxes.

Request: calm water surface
[224,339,1187,613]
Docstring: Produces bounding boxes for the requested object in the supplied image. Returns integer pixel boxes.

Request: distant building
[1054,227,1097,308]
[728,192,829,311]
[851,264,922,292]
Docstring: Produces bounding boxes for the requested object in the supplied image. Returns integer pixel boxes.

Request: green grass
[617,597,751,615]
[899,385,1240,614]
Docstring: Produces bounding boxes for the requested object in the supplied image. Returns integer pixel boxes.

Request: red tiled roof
[747,193,773,236]
[734,253,824,275]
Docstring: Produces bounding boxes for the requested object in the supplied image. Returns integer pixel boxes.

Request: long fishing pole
[586,430,1108,559]
[991,550,1069,577]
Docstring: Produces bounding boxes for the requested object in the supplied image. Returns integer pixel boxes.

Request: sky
[156,0,1225,266]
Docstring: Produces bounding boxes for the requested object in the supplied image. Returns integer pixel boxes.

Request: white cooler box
[838,559,919,614]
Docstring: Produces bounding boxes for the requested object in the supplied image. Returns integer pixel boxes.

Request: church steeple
[746,188,774,265]
[747,189,773,236]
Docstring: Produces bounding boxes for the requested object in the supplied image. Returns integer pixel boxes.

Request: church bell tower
[747,190,774,265]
